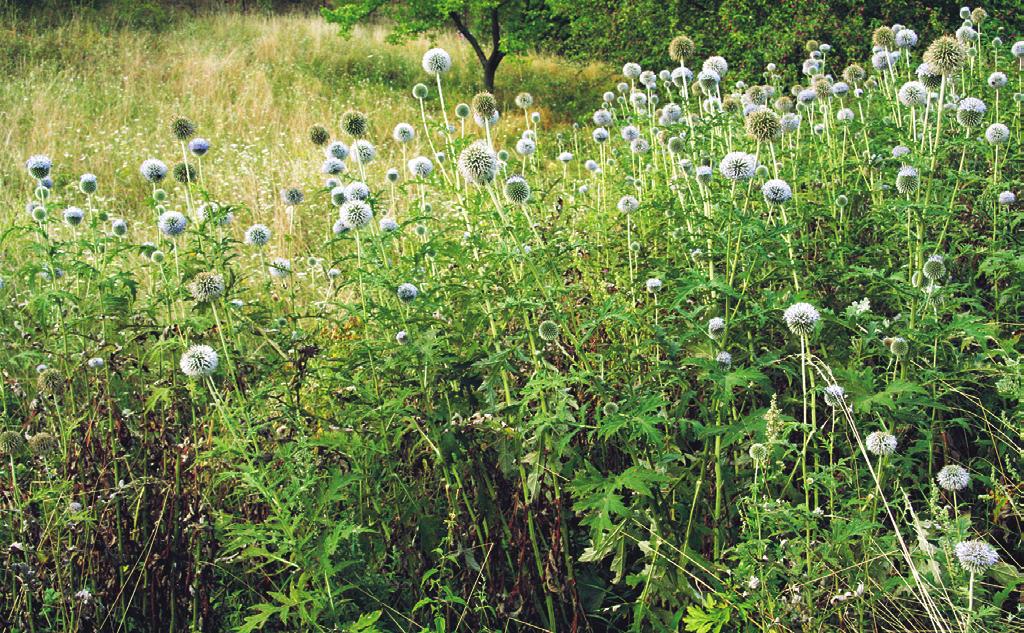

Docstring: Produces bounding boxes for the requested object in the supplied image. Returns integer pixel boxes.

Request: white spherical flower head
[180,344,219,378]
[622,62,642,79]
[895,29,918,48]
[345,181,370,201]
[617,195,640,214]
[422,47,452,75]
[593,109,613,126]
[997,191,1016,205]
[781,113,801,132]
[341,200,374,229]
[325,140,349,161]
[140,158,168,183]
[621,125,641,142]
[79,173,98,194]
[245,223,271,246]
[716,351,732,368]
[956,97,987,127]
[515,137,537,156]
[458,141,499,185]
[708,317,725,339]
[63,207,85,227]
[985,123,1009,144]
[397,282,419,302]
[702,56,728,77]
[158,211,188,237]
[697,69,720,91]
[837,108,854,122]
[1013,41,1024,59]
[762,179,792,204]
[380,217,399,232]
[557,151,573,163]
[408,156,434,178]
[321,158,346,175]
[896,165,920,194]
[352,139,376,163]
[87,357,105,369]
[893,145,911,158]
[823,384,846,407]
[719,152,757,180]
[988,72,1007,89]
[26,154,52,179]
[954,540,999,574]
[268,257,291,278]
[504,176,531,205]
[629,91,647,108]
[898,81,928,107]
[630,138,650,154]
[783,302,820,336]
[645,277,662,292]
[392,122,415,143]
[866,431,898,456]
[936,464,970,491]
[591,128,609,143]
[671,66,693,86]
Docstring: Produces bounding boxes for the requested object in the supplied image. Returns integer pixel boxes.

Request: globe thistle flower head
[669,35,696,62]
[707,317,726,339]
[322,157,346,176]
[188,137,211,156]
[749,442,769,465]
[244,223,271,247]
[189,271,225,302]
[629,91,648,108]
[762,179,792,204]
[985,123,1009,144]
[111,218,128,236]
[823,384,846,407]
[697,69,720,91]
[781,112,801,132]
[412,83,429,99]
[831,81,850,97]
[702,56,728,77]
[180,344,218,378]
[956,24,978,44]
[866,431,898,456]
[923,254,946,282]
[937,464,970,491]
[986,72,1007,90]
[158,211,188,237]
[645,277,662,293]
[397,282,419,302]
[954,541,999,574]
[896,29,918,48]
[716,351,732,368]
[173,162,197,184]
[26,154,52,179]
[332,217,351,235]
[1013,41,1024,59]
[514,92,534,109]
[171,116,196,141]
[873,26,896,49]
[888,336,909,357]
[617,195,640,214]
[924,36,966,75]
[842,64,866,84]
[325,140,349,161]
[746,109,782,142]
[896,165,920,194]
[0,431,26,457]
[998,191,1016,205]
[352,139,377,163]
[422,47,452,75]
[79,173,97,194]
[836,108,854,122]
[267,257,291,279]
[695,165,713,183]
[630,138,650,154]
[471,92,499,120]
[639,70,657,88]
[719,152,757,180]
[340,110,369,137]
[62,207,84,227]
[28,432,58,457]
[392,122,415,143]
[309,124,330,146]
[538,320,560,341]
[458,141,499,185]
[140,158,168,183]
[783,302,820,336]
[898,81,928,107]
[37,367,65,396]
[455,103,471,119]
[622,62,642,79]
[345,181,370,201]
[504,176,531,205]
[341,200,373,229]
[956,97,987,127]
[280,187,304,206]
[408,156,434,178]
[671,66,693,86]
[380,217,398,232]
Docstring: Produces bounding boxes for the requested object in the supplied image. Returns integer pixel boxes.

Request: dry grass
[1,11,611,228]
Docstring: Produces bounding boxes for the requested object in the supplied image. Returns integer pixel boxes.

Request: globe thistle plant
[669,35,695,63]
[954,541,999,574]
[538,320,560,342]
[157,211,188,237]
[746,109,782,142]
[79,173,97,194]
[719,152,757,180]
[309,124,330,146]
[956,97,987,127]
[244,223,271,247]
[504,176,531,204]
[896,166,920,194]
[421,48,452,75]
[189,271,225,303]
[865,431,898,456]
[924,36,966,75]
[140,158,168,183]
[458,141,498,185]
[762,179,792,204]
[397,282,419,302]
[341,200,374,229]
[26,154,52,179]
[783,302,820,336]
[340,110,369,137]
[936,464,970,491]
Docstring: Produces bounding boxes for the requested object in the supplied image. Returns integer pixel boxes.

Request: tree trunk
[483,53,504,92]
